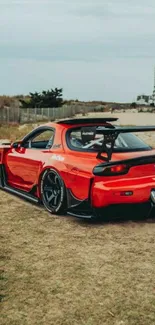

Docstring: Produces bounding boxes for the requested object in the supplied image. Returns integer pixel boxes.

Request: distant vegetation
[0,88,63,109]
[20,88,63,108]
[0,88,154,112]
[130,102,137,108]
[0,96,16,109]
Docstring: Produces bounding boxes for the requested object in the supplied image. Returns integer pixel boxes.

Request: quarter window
[67,126,151,152]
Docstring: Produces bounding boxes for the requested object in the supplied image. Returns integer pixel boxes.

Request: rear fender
[36,156,69,199]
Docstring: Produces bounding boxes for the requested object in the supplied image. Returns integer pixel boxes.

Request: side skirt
[0,165,97,219]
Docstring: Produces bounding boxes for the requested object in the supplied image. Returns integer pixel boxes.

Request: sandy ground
[96,112,155,126]
[84,112,155,147]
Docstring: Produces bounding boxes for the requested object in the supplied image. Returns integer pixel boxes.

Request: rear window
[67,126,151,152]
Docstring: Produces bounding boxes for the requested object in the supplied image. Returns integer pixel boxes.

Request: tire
[40,169,67,215]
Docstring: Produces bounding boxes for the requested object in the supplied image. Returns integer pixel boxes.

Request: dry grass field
[1,113,155,325]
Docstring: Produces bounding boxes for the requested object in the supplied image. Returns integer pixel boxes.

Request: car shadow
[71,208,155,227]
[74,216,155,228]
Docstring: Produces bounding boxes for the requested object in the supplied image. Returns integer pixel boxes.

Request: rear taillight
[102,164,129,176]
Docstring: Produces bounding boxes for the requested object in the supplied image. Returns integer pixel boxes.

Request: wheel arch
[39,167,67,214]
[37,165,68,199]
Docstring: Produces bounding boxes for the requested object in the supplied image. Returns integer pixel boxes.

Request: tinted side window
[31,130,54,143]
[116,133,150,149]
[23,129,55,149]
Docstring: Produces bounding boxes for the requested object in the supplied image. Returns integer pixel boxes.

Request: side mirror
[12,141,21,149]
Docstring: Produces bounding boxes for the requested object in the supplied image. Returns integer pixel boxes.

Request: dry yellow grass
[0,114,155,324]
[1,192,155,325]
[0,124,35,142]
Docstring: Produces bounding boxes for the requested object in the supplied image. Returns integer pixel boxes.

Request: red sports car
[0,118,155,219]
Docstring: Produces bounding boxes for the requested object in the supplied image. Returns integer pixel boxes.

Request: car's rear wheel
[40,169,67,214]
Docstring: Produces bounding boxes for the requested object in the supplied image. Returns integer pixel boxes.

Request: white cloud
[0,0,155,100]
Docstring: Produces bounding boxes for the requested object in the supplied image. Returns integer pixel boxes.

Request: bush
[130,102,137,108]
[20,88,63,108]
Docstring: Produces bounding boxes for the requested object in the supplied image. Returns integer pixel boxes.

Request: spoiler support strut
[96,131,119,162]
[96,126,155,162]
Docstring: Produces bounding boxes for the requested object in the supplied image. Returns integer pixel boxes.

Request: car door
[5,127,55,192]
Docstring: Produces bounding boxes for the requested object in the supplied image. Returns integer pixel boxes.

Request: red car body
[0,118,155,219]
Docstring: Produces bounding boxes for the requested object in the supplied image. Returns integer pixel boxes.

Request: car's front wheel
[40,169,67,214]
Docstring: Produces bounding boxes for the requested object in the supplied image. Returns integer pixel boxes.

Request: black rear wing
[102,126,155,134]
[57,117,118,125]
[93,154,155,176]
[96,125,155,162]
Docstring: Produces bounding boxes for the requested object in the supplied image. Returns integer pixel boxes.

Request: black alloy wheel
[41,169,66,214]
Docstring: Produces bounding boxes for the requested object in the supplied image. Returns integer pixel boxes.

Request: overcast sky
[0,0,155,102]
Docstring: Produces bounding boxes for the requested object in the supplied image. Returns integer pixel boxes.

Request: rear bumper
[67,201,155,220]
[91,177,155,208]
